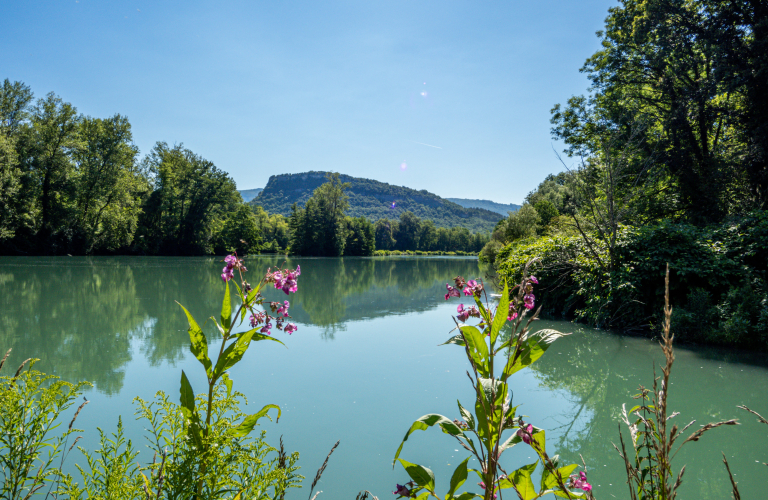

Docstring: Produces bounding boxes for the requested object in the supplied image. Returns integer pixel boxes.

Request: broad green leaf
[221,282,232,331]
[446,457,470,499]
[457,400,475,430]
[474,378,507,450]
[454,493,481,500]
[179,370,195,415]
[554,490,585,499]
[394,414,464,462]
[396,459,435,492]
[177,303,212,378]
[213,329,284,381]
[490,282,510,345]
[542,463,578,491]
[440,333,466,347]
[502,329,568,379]
[229,404,281,437]
[498,461,538,500]
[473,294,490,324]
[460,325,489,377]
[414,492,430,500]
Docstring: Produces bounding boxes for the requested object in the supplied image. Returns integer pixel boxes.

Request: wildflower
[569,471,592,492]
[453,418,468,430]
[463,279,483,297]
[260,322,272,335]
[284,323,297,335]
[277,300,290,317]
[523,293,535,310]
[280,266,301,295]
[529,275,539,284]
[221,266,235,282]
[457,304,470,322]
[249,311,266,328]
[453,276,467,289]
[517,423,533,444]
[393,483,413,497]
[445,284,460,300]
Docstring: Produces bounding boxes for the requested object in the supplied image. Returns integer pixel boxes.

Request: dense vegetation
[486,0,768,349]
[252,171,503,233]
[287,173,489,256]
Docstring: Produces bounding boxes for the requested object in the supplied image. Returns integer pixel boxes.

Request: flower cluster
[516,423,533,444]
[446,276,484,300]
[456,303,481,322]
[270,300,291,317]
[221,255,246,282]
[568,471,592,492]
[266,266,301,295]
[523,275,537,310]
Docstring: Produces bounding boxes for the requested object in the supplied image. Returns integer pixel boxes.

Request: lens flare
[400,161,407,170]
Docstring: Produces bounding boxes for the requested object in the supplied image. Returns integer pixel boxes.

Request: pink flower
[260,322,272,335]
[284,323,297,335]
[477,483,497,499]
[249,311,266,328]
[523,293,535,310]
[529,275,539,284]
[445,284,460,300]
[517,424,533,444]
[569,471,592,492]
[221,266,235,282]
[457,304,470,322]
[277,300,290,317]
[393,484,411,497]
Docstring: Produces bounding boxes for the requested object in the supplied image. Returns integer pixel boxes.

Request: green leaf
[490,282,510,345]
[396,459,435,492]
[498,461,538,500]
[457,400,475,430]
[503,329,568,379]
[179,370,195,415]
[440,333,466,347]
[460,325,489,377]
[213,329,284,381]
[454,493,481,500]
[221,372,233,399]
[473,294,490,324]
[474,378,507,450]
[221,281,232,331]
[393,414,464,462]
[542,463,578,491]
[446,457,470,499]
[229,404,281,437]
[177,302,212,378]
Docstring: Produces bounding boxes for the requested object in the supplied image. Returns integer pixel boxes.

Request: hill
[446,198,520,216]
[250,172,503,232]
[238,188,263,202]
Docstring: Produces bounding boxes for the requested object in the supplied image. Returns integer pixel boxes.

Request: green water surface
[0,256,766,499]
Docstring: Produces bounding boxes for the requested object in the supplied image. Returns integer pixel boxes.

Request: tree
[344,216,375,256]
[504,204,540,241]
[72,115,146,252]
[394,211,421,250]
[417,219,437,251]
[136,143,240,255]
[287,173,350,256]
[213,204,262,255]
[374,219,396,250]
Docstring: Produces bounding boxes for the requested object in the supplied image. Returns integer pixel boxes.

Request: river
[1,256,766,498]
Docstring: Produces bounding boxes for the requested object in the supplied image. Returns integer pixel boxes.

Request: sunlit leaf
[229,404,281,437]
[447,457,470,499]
[221,281,232,331]
[396,458,435,492]
[393,414,464,462]
[176,302,212,378]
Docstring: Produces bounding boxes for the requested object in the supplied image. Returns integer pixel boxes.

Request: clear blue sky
[1,0,615,204]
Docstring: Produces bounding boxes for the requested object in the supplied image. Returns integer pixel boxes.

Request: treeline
[488,0,768,349]
[286,173,489,256]
[0,79,271,256]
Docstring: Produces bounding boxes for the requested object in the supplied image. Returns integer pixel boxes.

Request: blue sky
[1,0,615,204]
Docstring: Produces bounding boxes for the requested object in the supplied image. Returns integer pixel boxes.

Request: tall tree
[137,142,239,255]
[72,115,146,252]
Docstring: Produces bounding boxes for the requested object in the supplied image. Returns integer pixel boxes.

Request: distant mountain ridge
[446,198,520,215]
[238,188,263,202]
[250,172,503,232]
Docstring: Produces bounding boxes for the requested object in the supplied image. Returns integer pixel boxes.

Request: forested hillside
[446,198,520,215]
[251,171,503,232]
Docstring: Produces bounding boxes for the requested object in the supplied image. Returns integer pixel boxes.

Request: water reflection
[528,322,768,499]
[0,256,482,392]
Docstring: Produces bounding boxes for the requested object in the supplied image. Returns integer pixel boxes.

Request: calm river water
[1,256,767,498]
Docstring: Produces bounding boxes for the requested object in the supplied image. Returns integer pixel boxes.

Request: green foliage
[496,212,768,348]
[136,142,240,255]
[288,173,351,256]
[344,216,375,256]
[252,171,503,233]
[213,204,263,255]
[0,354,91,500]
[392,275,586,500]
